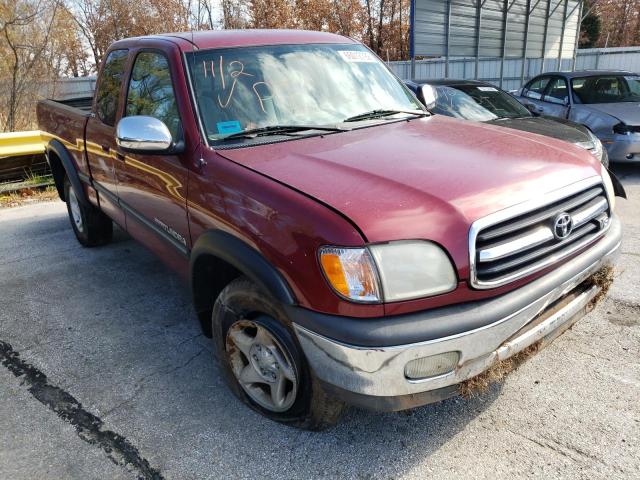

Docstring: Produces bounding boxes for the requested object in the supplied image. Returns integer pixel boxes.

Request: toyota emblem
[553,212,573,240]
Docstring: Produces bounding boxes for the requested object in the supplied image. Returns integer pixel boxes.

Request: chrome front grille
[470,178,611,289]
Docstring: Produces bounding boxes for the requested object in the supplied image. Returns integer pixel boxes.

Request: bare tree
[0,0,61,131]
[69,0,191,67]
[220,0,249,29]
[594,0,640,48]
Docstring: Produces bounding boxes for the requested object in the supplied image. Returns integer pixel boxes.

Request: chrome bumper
[293,216,621,405]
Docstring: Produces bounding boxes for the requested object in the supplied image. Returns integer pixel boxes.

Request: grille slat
[477,187,603,242]
[478,223,597,277]
[472,183,610,287]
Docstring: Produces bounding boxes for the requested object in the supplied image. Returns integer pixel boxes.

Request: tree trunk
[365,0,375,50]
[377,0,386,54]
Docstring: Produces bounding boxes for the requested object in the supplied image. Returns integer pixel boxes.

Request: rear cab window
[94,49,129,126]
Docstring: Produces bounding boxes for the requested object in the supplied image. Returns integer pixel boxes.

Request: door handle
[101,144,110,153]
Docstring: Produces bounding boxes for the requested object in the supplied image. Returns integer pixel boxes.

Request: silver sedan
[514,71,640,163]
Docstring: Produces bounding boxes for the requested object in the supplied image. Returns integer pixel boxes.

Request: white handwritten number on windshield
[202,57,274,113]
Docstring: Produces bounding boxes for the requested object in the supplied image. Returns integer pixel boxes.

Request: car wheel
[211,277,344,430]
[64,176,113,247]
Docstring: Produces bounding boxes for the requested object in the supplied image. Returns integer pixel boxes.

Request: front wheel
[211,277,344,430]
[64,176,112,247]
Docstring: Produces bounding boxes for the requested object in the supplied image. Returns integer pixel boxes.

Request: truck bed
[36,97,93,179]
[53,97,93,112]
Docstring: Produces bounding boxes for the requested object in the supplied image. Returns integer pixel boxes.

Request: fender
[46,139,90,206]
[190,230,297,312]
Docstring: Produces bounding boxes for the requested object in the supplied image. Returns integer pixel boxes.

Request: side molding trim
[92,180,189,257]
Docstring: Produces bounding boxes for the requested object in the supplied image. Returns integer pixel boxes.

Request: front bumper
[604,133,640,162]
[290,216,622,411]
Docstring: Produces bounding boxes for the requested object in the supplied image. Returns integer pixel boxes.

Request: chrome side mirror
[420,84,437,110]
[116,116,173,153]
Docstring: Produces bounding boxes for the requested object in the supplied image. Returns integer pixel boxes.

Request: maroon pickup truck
[37,30,622,430]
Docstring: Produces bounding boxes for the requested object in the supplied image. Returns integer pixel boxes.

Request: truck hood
[219,115,601,275]
[583,102,640,125]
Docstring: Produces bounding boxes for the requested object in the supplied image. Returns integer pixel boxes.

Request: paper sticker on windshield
[338,50,377,63]
[217,121,242,134]
[477,86,498,92]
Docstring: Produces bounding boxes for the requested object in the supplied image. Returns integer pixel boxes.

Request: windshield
[431,84,531,120]
[572,75,640,104]
[187,44,422,145]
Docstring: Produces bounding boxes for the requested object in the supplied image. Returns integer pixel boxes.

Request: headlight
[586,130,604,163]
[369,241,457,301]
[319,241,457,303]
[601,164,616,212]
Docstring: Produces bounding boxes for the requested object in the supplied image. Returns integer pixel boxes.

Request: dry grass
[587,265,615,308]
[458,266,615,399]
[458,341,542,398]
[0,186,59,208]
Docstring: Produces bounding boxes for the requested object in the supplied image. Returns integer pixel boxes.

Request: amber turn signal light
[319,247,381,303]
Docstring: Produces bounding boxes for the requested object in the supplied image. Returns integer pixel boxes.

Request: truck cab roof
[110,29,357,51]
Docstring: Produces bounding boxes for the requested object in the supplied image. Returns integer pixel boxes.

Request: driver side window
[125,51,182,140]
[524,77,550,100]
[544,78,569,105]
[95,49,128,126]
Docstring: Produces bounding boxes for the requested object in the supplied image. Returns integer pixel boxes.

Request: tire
[211,277,345,430]
[64,176,113,247]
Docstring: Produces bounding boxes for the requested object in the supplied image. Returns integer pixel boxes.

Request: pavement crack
[0,246,79,267]
[176,332,205,348]
[101,385,144,419]
[508,428,603,465]
[110,347,207,395]
[0,339,164,480]
[164,347,206,375]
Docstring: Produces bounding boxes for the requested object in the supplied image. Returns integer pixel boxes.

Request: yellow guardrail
[0,131,47,158]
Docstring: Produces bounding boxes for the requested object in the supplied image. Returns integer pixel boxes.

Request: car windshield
[431,84,531,120]
[572,75,640,104]
[187,44,422,144]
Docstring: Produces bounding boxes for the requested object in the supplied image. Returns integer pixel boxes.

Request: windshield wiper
[343,109,428,122]
[218,125,347,141]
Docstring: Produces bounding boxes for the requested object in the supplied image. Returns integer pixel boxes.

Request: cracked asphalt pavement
[0,165,639,479]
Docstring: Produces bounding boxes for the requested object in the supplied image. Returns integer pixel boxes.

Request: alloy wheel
[226,319,298,413]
